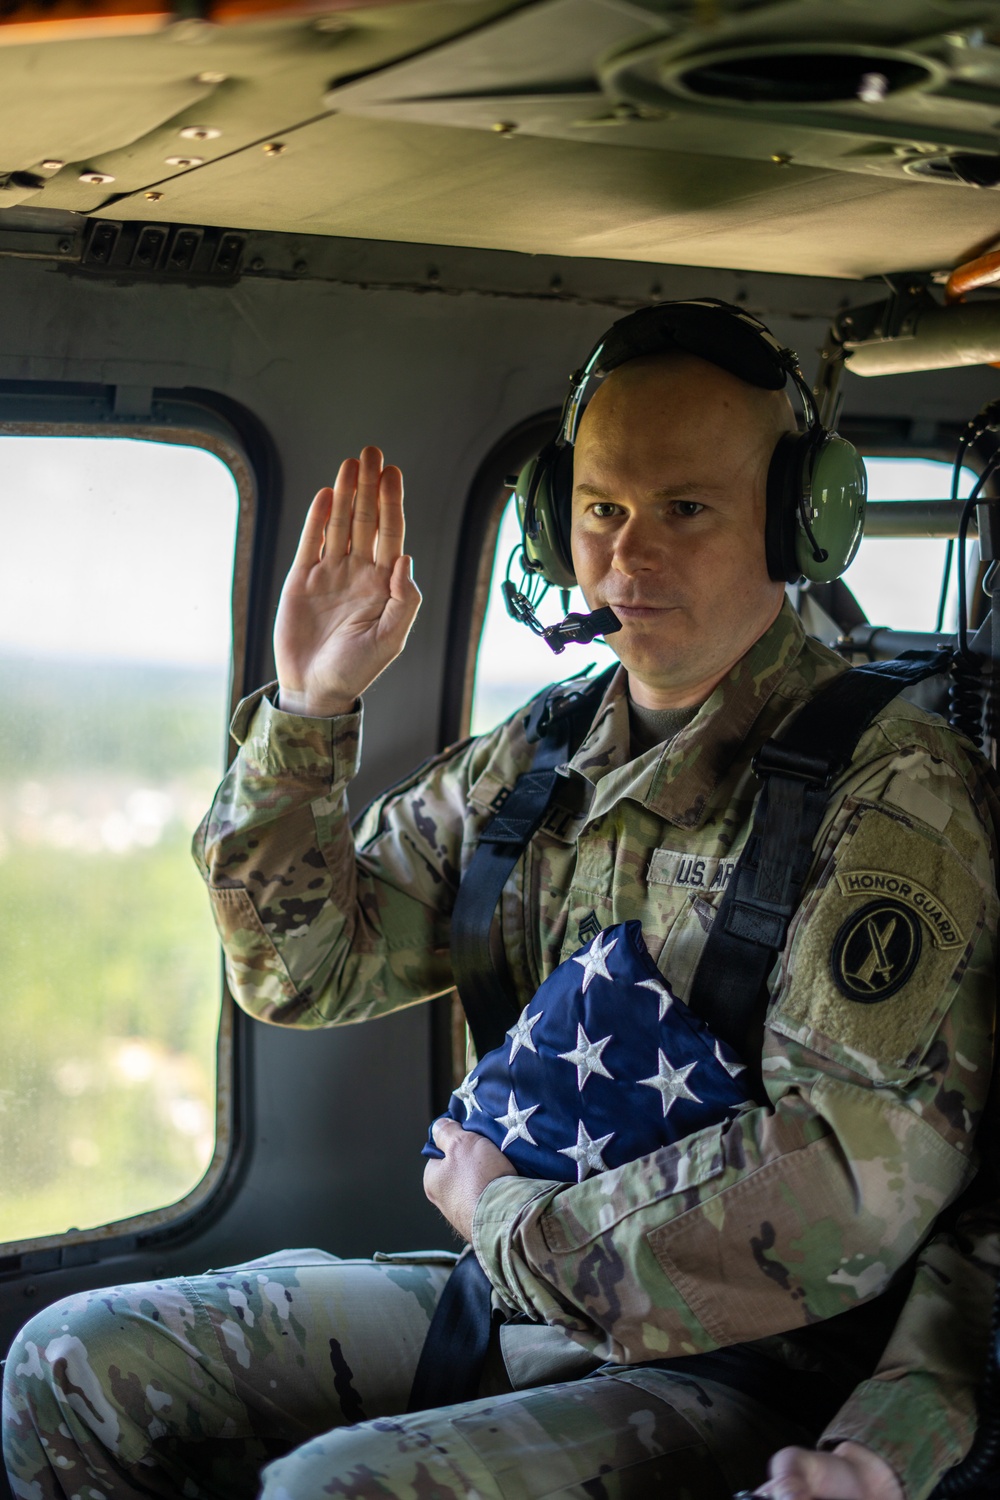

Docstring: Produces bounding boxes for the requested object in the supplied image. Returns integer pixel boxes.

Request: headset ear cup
[765,431,804,583]
[799,435,867,583]
[513,444,577,589]
[548,442,576,584]
[765,431,868,584]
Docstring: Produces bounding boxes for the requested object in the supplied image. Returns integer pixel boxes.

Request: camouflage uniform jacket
[194,600,1000,1500]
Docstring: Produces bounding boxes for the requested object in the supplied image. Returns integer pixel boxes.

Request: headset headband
[558,298,818,448]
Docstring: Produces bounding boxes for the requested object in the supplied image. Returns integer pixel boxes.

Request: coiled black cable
[957,465,1000,656]
[933,1274,1000,1496]
[949,654,985,746]
[928,404,1000,1499]
[951,400,1000,660]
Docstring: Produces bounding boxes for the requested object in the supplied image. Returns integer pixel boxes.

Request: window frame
[0,380,276,1271]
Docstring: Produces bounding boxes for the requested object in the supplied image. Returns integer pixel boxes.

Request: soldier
[4,308,998,1500]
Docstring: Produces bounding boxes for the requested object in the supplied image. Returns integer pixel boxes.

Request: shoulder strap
[688,649,955,1058]
[450,666,616,1060]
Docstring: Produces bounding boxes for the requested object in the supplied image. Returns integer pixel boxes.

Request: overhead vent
[668,45,934,107]
[903,153,1000,188]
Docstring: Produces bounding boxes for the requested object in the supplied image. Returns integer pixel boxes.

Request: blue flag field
[423,920,754,1183]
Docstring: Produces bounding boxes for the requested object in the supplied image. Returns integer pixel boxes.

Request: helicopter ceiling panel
[3,0,1000,278]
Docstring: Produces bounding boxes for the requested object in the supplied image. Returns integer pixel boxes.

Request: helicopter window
[843,456,976,634]
[470,455,974,735]
[0,431,241,1251]
[470,493,613,735]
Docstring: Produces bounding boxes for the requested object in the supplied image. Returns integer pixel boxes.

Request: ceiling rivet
[79,171,115,184]
[263,142,286,156]
[165,155,203,167]
[491,121,517,135]
[40,159,63,171]
[195,71,227,84]
[145,191,164,201]
[180,126,221,141]
[770,152,792,166]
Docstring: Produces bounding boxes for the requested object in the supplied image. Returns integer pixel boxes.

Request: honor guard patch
[771,806,984,1073]
[831,899,922,1003]
[835,871,963,948]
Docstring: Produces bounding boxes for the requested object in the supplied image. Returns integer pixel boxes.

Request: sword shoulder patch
[771,805,985,1075]
[830,899,921,1002]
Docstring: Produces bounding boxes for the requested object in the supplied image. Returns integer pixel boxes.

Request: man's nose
[612,518,662,574]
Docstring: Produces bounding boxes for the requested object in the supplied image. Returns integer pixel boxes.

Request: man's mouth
[602,602,677,620]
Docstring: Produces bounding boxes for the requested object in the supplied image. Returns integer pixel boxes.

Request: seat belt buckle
[751,740,836,787]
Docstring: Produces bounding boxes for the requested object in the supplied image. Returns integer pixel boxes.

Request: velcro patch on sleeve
[771,808,984,1074]
[882,771,953,834]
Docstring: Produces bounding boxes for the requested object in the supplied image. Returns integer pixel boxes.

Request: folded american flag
[423,920,754,1183]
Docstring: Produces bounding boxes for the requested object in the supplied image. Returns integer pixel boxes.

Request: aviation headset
[512,298,867,591]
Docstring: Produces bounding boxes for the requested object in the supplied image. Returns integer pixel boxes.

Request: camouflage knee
[255,1372,758,1500]
[3,1278,255,1500]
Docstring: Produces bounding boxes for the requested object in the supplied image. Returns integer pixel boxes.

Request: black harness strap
[409,667,615,1415]
[688,649,955,1055]
[406,1250,496,1414]
[449,666,616,1060]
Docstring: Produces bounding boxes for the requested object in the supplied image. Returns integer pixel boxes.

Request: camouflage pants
[3,1249,810,1500]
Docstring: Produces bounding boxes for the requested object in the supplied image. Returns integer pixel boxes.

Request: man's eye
[591,503,619,518]
[674,501,705,518]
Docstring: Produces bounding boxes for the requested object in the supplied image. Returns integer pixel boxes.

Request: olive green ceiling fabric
[0,1,517,211]
[3,0,1000,278]
[104,111,1000,279]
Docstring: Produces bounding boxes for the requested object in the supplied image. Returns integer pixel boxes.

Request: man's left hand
[755,1441,904,1500]
[423,1119,517,1241]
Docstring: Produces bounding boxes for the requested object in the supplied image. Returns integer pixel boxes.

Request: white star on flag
[454,1072,482,1118]
[572,930,618,993]
[713,1039,745,1078]
[506,1007,542,1063]
[636,976,672,1021]
[495,1090,540,1151]
[557,1119,615,1182]
[638,1050,701,1117]
[558,1023,614,1091]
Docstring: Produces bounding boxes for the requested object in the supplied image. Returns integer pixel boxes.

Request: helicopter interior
[2,3,1000,1496]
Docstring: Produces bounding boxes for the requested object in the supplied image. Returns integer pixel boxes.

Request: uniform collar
[568,600,813,829]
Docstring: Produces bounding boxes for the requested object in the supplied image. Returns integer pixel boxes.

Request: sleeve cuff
[472,1174,561,1313]
[230,684,364,785]
[820,1379,973,1500]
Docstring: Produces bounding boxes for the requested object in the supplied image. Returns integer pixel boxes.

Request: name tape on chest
[835,870,964,948]
[648,850,737,894]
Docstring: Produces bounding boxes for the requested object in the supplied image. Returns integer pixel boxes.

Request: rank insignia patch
[578,910,602,944]
[831,899,922,1003]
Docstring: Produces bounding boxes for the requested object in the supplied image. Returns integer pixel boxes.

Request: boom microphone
[501,582,621,655]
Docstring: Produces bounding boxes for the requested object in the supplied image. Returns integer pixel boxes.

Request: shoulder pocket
[770,806,986,1078]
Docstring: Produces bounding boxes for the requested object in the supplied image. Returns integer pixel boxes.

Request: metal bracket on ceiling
[834,275,939,349]
[813,323,847,432]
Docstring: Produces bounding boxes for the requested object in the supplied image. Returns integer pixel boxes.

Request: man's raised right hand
[274,446,422,718]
